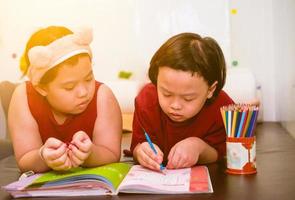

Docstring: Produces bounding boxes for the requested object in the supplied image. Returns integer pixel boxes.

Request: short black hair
[148,32,226,101]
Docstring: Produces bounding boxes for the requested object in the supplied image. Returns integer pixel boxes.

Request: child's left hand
[67,131,92,167]
[166,137,202,169]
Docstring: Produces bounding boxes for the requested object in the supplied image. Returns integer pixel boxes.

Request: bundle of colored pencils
[220,104,259,138]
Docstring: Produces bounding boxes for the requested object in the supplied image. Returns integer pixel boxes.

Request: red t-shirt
[130,83,234,161]
[26,81,102,143]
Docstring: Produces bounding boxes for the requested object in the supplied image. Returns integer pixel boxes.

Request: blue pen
[143,130,165,171]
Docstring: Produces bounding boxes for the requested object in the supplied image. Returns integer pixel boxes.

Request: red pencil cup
[226,137,257,175]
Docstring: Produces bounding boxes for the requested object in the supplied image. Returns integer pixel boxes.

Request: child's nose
[77,84,88,97]
[170,100,182,110]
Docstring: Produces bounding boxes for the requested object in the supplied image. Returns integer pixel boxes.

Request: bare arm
[8,83,49,172]
[194,137,218,164]
[82,84,122,167]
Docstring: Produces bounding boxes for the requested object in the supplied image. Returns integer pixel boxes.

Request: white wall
[229,0,276,121]
[0,0,233,116]
[273,0,295,137]
[229,0,295,126]
[0,0,230,83]
[1,0,293,123]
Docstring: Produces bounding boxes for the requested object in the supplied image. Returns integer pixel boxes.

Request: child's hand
[166,137,201,169]
[41,137,72,171]
[134,142,164,171]
[68,131,92,167]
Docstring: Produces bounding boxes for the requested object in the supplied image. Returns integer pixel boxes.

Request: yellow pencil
[242,107,253,137]
[231,109,238,137]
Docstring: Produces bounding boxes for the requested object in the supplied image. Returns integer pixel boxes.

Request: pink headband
[27,27,93,85]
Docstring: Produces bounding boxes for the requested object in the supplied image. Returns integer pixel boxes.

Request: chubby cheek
[189,97,209,116]
[59,96,76,109]
[185,104,202,118]
[158,96,170,113]
[48,93,76,111]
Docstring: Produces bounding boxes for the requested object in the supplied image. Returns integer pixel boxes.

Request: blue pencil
[143,131,165,171]
[248,109,259,137]
[235,111,241,137]
[237,110,246,137]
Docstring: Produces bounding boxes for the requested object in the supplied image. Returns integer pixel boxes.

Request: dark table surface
[1,122,295,200]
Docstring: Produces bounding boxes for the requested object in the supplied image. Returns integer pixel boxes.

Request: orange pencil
[220,107,227,134]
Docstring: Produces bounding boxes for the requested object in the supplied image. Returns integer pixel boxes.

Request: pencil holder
[226,136,256,175]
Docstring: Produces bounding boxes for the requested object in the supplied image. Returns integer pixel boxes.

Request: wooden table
[1,122,295,200]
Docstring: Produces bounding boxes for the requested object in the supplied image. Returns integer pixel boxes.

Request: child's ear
[34,85,48,97]
[207,81,218,99]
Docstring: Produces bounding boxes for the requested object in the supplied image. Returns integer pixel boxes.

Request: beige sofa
[0,81,17,159]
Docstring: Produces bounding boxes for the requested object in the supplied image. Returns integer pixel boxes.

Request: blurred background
[0,0,294,138]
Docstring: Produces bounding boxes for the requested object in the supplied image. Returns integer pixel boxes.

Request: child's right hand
[133,142,164,171]
[40,138,72,171]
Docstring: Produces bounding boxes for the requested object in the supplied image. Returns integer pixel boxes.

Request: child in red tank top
[8,26,122,173]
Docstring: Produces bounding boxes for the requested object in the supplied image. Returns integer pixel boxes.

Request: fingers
[67,149,81,168]
[72,131,88,141]
[154,145,164,160]
[167,147,178,169]
[64,132,92,167]
[42,138,78,170]
[47,150,72,171]
[71,131,92,152]
[42,132,93,170]
[68,143,88,159]
[71,138,92,153]
[52,157,72,171]
[135,142,164,171]
[42,138,68,162]
[68,132,92,167]
[41,139,72,171]
[44,137,64,149]
[68,144,91,167]
[167,147,193,169]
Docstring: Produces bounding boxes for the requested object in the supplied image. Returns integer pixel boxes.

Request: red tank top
[26,81,102,143]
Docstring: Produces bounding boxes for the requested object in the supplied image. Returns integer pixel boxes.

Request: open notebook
[2,162,213,198]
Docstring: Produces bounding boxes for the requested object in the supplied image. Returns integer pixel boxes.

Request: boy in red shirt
[130,33,234,171]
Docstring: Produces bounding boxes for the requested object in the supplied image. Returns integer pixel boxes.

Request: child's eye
[163,93,171,97]
[184,98,193,102]
[85,75,94,82]
[86,77,93,82]
[184,97,195,102]
[63,84,75,91]
[64,87,74,91]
